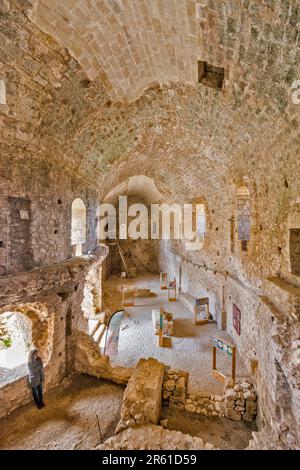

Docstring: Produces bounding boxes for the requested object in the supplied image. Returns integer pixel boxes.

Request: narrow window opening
[241,240,248,252]
[198,61,224,90]
[71,198,86,256]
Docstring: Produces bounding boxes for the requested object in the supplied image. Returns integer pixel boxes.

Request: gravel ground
[0,375,124,450]
[161,407,256,450]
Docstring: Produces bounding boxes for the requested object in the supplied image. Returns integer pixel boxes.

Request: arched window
[0,80,6,105]
[71,198,86,256]
[237,184,251,251]
[0,312,32,369]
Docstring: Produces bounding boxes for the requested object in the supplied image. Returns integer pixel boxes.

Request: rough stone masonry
[0,0,300,451]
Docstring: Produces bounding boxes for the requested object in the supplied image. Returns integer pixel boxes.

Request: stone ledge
[0,246,108,308]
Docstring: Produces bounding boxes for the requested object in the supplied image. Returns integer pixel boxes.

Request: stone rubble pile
[98,424,217,450]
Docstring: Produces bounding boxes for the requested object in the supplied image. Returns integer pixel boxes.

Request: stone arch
[71,198,87,256]
[0,311,32,369]
[0,302,54,370]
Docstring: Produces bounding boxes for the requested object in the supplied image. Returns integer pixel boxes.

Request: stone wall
[162,368,189,411]
[162,367,257,423]
[0,247,109,419]
[159,248,300,448]
[0,293,65,419]
[70,329,132,386]
[224,382,257,422]
[0,2,105,272]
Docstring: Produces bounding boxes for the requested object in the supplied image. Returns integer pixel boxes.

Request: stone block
[236,398,245,407]
[185,402,196,413]
[116,358,165,434]
[226,408,242,421]
[225,388,238,400]
[163,380,175,392]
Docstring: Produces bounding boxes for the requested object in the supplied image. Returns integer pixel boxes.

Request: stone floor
[104,275,250,394]
[0,375,124,450]
[161,407,256,450]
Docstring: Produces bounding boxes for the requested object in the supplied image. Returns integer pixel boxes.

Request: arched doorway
[0,312,32,369]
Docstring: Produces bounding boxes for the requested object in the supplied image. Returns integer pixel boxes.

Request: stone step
[93,323,106,345]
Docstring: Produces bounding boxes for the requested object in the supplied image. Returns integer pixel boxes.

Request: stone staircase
[117,241,142,278]
[89,317,107,351]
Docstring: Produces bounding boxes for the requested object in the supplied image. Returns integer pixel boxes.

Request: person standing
[28,348,45,409]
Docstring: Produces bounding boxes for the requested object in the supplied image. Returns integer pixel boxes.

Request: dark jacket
[28,356,45,388]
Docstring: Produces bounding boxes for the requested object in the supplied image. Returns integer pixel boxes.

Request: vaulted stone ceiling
[29,0,300,104]
[1,1,300,202]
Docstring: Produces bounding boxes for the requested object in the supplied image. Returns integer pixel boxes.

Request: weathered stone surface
[71,330,132,386]
[0,0,299,451]
[116,358,165,434]
[98,425,217,450]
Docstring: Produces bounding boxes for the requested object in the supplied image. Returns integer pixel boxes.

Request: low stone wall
[0,373,32,419]
[185,392,225,418]
[162,366,257,422]
[0,360,64,419]
[0,247,108,309]
[162,368,188,410]
[116,358,165,434]
[0,248,110,420]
